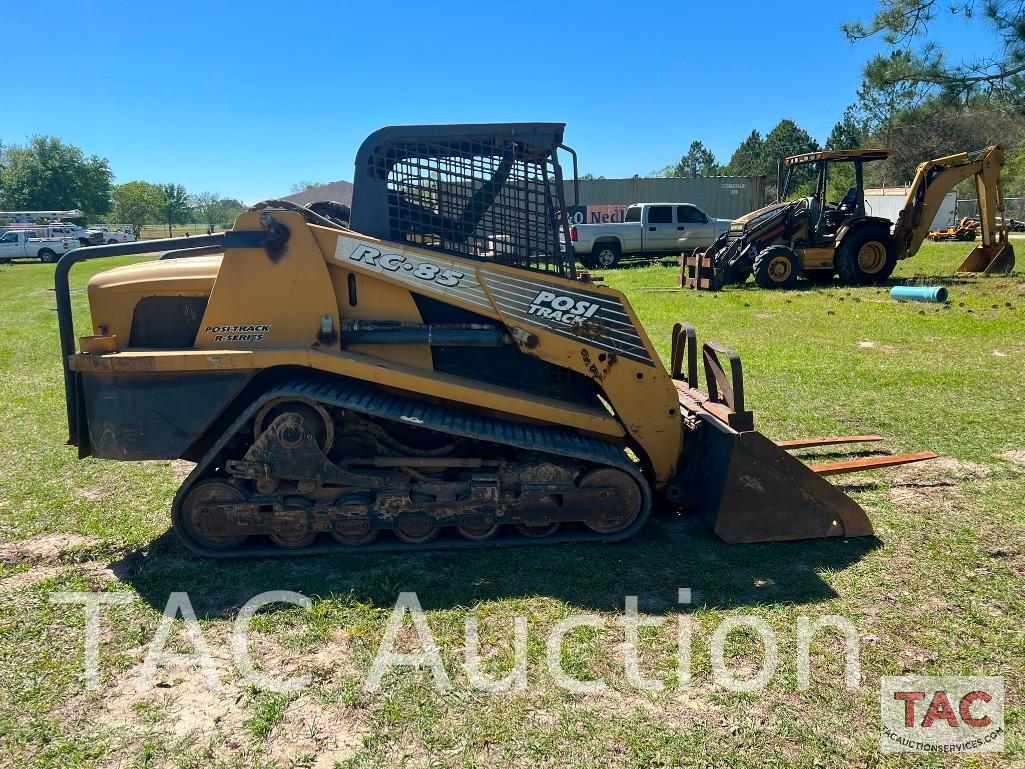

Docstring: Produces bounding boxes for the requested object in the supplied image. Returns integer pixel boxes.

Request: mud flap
[956,242,1015,275]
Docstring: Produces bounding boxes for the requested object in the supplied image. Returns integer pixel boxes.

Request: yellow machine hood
[86,254,221,341]
[87,254,222,292]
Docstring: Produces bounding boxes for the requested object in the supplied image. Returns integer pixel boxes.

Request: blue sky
[4,1,994,202]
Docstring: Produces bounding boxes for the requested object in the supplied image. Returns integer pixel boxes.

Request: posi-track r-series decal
[205,324,271,343]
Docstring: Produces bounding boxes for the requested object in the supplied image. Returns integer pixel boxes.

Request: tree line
[0,136,246,236]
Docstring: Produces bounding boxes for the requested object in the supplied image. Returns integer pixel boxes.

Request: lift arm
[891,146,1014,273]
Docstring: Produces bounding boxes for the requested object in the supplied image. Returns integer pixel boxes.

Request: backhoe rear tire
[835,226,896,285]
[753,246,799,289]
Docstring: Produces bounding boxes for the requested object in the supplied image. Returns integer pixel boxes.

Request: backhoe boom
[892,145,1015,274]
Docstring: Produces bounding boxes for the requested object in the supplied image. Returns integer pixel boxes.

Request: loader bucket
[956,242,1015,275]
[667,323,936,543]
[680,417,874,542]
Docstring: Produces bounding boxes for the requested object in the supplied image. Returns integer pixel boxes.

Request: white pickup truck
[570,202,731,268]
[0,228,77,263]
[81,225,137,245]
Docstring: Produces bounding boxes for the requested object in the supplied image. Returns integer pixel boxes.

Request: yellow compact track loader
[55,124,934,556]
[685,145,1014,289]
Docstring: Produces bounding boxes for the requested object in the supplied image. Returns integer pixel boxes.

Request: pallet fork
[666,323,936,542]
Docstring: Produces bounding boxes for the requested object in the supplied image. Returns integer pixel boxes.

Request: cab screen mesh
[367,138,571,276]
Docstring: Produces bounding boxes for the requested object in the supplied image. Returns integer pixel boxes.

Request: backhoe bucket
[956,242,1015,275]
[667,323,936,543]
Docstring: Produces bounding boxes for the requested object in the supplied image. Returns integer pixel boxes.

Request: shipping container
[562,176,766,224]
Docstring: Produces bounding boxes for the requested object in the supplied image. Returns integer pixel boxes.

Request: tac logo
[527,290,602,325]
[880,676,1004,753]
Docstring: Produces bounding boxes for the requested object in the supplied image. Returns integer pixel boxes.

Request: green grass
[0,243,1023,768]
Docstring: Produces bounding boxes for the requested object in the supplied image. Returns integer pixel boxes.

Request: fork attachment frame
[665,322,935,543]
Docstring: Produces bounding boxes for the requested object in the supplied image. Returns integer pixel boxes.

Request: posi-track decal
[334,237,654,365]
[205,324,271,342]
[479,269,654,366]
[526,290,602,324]
[336,236,492,312]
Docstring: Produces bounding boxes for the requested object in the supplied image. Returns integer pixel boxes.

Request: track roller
[179,479,249,551]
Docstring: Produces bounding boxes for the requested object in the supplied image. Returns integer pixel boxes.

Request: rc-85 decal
[340,238,465,287]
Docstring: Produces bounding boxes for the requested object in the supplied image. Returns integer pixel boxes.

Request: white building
[863,188,957,230]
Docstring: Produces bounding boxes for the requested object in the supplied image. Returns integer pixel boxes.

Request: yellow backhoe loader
[685,145,1014,289]
[55,124,935,556]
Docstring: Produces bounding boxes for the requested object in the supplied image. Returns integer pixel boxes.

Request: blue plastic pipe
[890,285,948,303]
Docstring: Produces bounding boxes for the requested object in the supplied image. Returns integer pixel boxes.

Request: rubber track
[172,374,652,557]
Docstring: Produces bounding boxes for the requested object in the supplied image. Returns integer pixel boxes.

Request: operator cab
[778,149,891,244]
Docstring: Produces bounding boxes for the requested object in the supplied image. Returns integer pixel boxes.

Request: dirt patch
[891,457,990,486]
[93,641,242,742]
[0,558,120,594]
[0,565,62,592]
[999,450,1025,468]
[856,340,897,352]
[78,560,120,585]
[76,487,109,502]
[0,533,101,566]
[169,460,195,483]
[138,459,194,484]
[888,458,990,508]
[263,694,368,768]
[79,628,368,767]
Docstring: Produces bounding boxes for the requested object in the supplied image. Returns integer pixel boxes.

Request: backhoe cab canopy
[783,148,892,166]
[777,148,893,206]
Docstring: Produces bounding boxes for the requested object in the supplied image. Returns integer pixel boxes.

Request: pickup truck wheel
[107,239,118,245]
[753,246,799,289]
[592,242,621,269]
[38,249,57,264]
